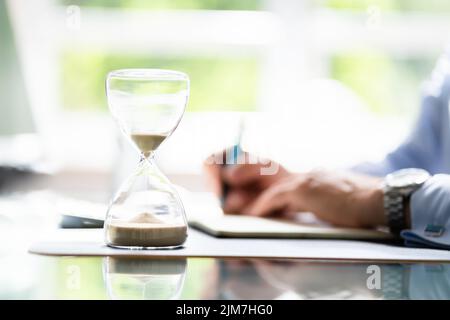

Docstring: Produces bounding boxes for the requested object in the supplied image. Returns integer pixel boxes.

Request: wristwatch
[383,168,430,235]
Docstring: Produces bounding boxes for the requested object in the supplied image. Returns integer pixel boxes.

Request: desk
[2,255,450,299]
[1,171,450,300]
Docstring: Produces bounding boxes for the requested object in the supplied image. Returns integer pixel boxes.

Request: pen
[221,120,244,206]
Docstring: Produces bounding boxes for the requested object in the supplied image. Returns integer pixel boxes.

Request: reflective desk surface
[1,171,450,300]
[2,255,450,299]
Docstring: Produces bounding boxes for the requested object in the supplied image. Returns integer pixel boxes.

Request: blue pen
[221,120,244,206]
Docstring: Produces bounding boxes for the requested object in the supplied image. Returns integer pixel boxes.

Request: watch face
[386,168,430,188]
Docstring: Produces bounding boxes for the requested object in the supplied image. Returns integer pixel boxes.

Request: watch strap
[383,189,405,235]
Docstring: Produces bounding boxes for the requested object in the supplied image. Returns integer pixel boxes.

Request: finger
[246,184,291,217]
[223,188,260,214]
[203,150,230,196]
[223,162,267,187]
[203,160,224,197]
[203,149,244,195]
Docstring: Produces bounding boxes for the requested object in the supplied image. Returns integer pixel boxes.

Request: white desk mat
[28,228,450,262]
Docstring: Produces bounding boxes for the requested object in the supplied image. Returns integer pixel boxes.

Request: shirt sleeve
[401,174,450,249]
[352,52,449,177]
[352,93,444,177]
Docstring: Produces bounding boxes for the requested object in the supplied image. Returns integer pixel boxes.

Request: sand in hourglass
[106,213,187,247]
[131,133,167,156]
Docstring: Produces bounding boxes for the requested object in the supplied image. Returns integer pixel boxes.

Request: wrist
[355,180,386,228]
[366,182,387,227]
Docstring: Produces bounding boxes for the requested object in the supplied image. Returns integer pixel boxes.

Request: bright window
[7,0,450,173]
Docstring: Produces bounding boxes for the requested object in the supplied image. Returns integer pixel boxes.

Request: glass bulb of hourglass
[104,69,189,249]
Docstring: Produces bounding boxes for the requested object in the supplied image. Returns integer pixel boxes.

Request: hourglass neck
[140,153,155,164]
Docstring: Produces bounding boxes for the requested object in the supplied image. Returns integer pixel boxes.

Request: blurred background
[2,0,450,300]
[2,0,450,194]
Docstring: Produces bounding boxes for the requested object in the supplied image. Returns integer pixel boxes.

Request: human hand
[203,151,290,214]
[247,169,386,228]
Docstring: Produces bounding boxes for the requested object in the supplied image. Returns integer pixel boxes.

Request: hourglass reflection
[105,69,189,249]
[103,257,187,300]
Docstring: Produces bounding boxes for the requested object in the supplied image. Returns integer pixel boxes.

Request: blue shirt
[352,50,450,249]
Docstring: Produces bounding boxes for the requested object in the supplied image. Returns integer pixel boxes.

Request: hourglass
[104,69,189,249]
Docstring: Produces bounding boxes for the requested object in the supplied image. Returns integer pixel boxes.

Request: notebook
[178,189,393,241]
[188,214,393,241]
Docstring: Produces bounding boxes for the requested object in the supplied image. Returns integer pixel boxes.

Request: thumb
[246,183,291,217]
